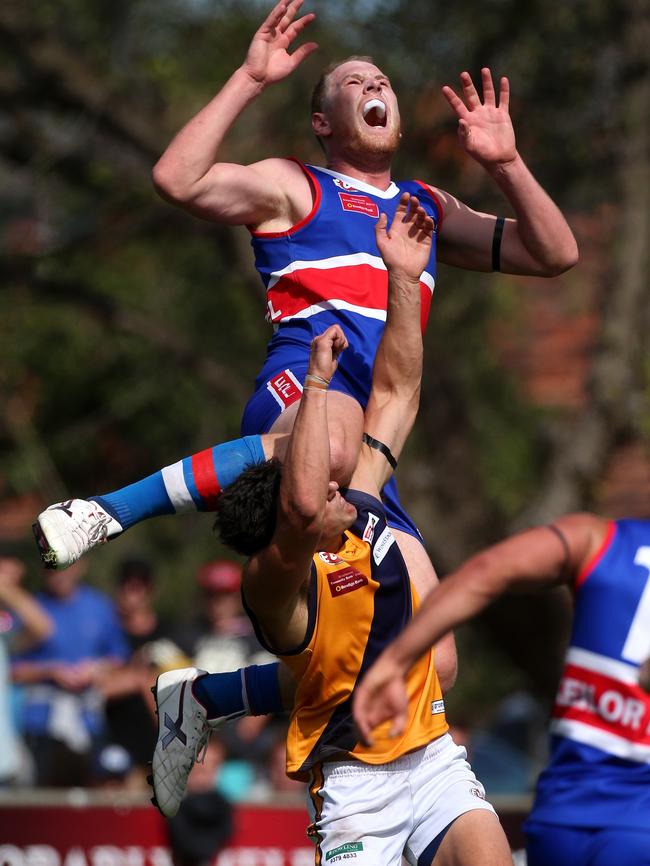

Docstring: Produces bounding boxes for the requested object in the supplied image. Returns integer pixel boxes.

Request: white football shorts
[307,733,496,866]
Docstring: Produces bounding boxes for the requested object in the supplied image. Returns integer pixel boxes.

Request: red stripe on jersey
[266,267,432,332]
[551,662,650,745]
[192,448,222,510]
[575,520,617,590]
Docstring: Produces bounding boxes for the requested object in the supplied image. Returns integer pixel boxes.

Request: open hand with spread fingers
[375,192,434,282]
[241,0,318,88]
[442,67,517,169]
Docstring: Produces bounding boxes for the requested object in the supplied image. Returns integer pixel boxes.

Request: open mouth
[362,98,387,128]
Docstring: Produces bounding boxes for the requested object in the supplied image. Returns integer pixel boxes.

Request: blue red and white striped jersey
[528,519,650,829]
[249,161,442,407]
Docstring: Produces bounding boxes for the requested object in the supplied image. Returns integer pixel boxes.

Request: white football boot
[150,667,243,818]
[33,498,123,570]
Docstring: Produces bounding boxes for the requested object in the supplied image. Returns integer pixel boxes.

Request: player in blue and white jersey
[34,2,576,645]
[354,513,650,866]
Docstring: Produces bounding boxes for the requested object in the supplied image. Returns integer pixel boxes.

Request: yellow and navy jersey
[248,489,447,779]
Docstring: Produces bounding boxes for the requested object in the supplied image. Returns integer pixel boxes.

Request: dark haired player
[152,194,513,865]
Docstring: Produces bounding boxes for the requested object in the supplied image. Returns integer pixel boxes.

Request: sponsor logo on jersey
[326,566,369,598]
[553,666,650,739]
[373,527,395,564]
[326,842,364,861]
[470,787,486,799]
[362,512,380,544]
[266,369,303,410]
[431,699,445,715]
[333,178,359,192]
[338,192,380,218]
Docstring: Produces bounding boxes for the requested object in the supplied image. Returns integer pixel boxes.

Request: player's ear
[311,112,331,138]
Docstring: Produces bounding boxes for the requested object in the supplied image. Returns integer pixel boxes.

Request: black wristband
[362,433,398,470]
[491,216,505,272]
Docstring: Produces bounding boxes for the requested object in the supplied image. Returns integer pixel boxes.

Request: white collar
[313,165,400,199]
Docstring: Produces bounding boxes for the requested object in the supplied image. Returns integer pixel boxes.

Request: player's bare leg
[431,811,512,866]
[269,389,364,485]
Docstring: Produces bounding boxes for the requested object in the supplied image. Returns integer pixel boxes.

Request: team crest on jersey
[326,566,368,598]
[338,192,380,218]
[362,512,380,544]
[318,551,343,565]
[333,177,359,192]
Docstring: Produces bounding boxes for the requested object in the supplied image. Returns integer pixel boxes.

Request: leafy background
[1,0,649,722]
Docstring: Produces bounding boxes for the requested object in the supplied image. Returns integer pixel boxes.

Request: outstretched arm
[244,325,348,649]
[353,512,606,742]
[435,68,578,276]
[152,0,317,228]
[349,193,434,496]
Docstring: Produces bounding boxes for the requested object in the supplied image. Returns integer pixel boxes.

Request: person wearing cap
[174,560,274,675]
[171,559,278,791]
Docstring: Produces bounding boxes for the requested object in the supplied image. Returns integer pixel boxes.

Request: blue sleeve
[99,599,130,662]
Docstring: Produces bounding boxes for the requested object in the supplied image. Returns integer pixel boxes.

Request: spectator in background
[92,743,134,790]
[167,736,233,866]
[248,721,304,801]
[11,559,129,786]
[173,560,280,796]
[0,556,53,784]
[176,560,273,674]
[101,558,188,786]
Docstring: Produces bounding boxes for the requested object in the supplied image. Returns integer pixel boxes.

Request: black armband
[546,524,571,580]
[362,433,398,470]
[491,216,505,272]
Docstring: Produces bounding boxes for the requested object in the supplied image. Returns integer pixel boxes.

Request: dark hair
[214,459,282,557]
[117,557,153,586]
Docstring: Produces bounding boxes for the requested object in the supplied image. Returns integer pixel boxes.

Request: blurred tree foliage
[1,0,649,718]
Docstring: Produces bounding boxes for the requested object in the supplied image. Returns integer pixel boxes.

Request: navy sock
[192,662,282,720]
[244,663,284,716]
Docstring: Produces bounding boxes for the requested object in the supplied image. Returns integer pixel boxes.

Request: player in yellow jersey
[204,192,512,866]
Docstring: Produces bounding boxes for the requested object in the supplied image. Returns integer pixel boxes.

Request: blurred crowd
[0,553,303,805]
[0,551,548,803]
[0,550,550,863]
